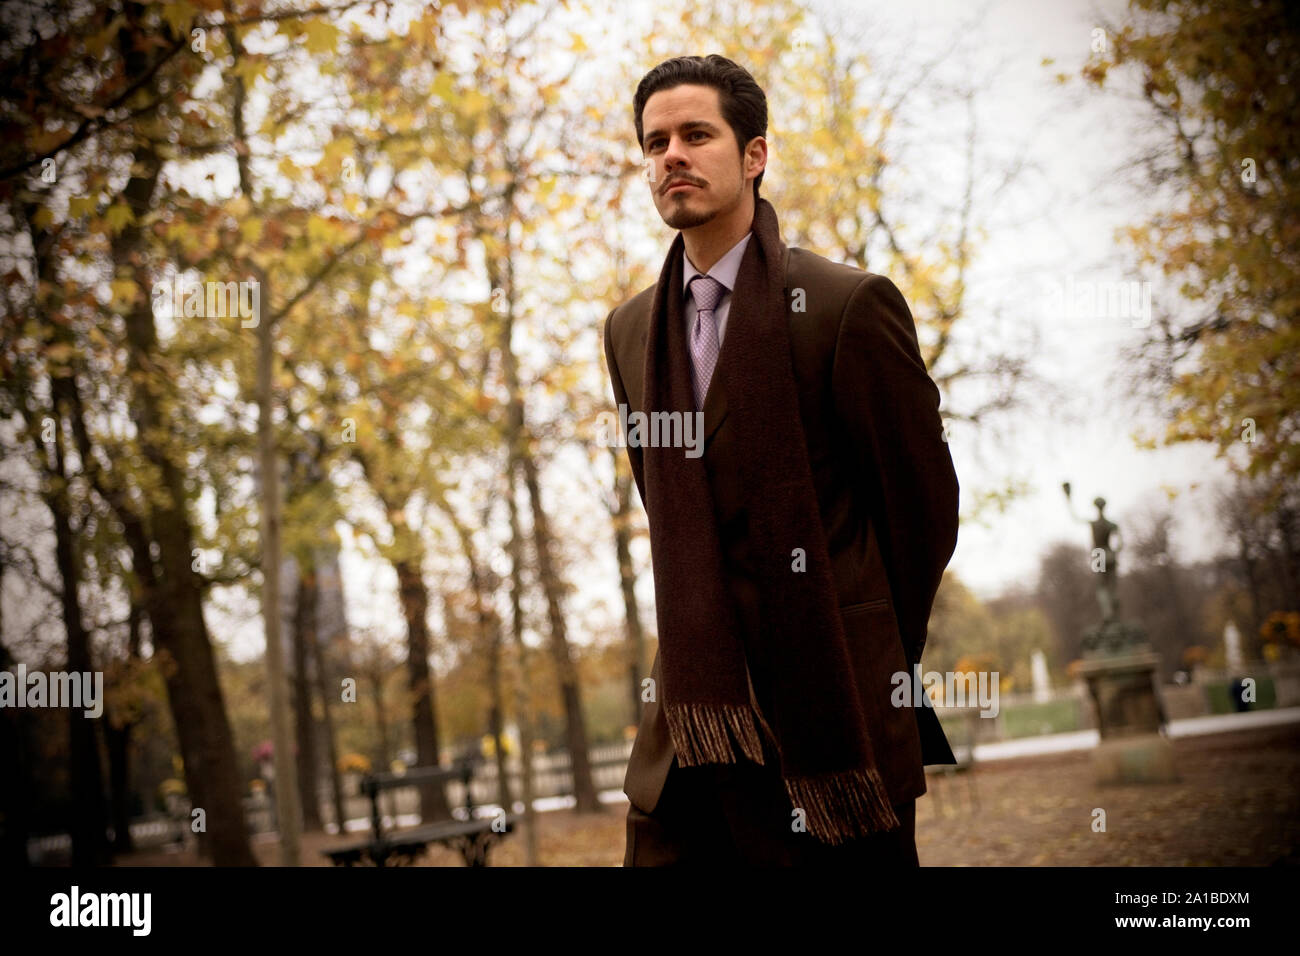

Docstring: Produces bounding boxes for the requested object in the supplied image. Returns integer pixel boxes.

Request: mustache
[661,176,704,194]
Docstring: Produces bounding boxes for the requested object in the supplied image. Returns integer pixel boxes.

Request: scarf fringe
[784,765,901,845]
[664,701,766,767]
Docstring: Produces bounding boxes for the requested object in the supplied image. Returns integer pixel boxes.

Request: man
[603,54,960,866]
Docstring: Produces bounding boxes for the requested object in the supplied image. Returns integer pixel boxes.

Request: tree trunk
[114,147,256,867]
[50,476,111,866]
[487,642,511,812]
[0,599,32,868]
[105,604,141,854]
[59,376,146,857]
[1273,503,1299,612]
[104,718,133,855]
[506,472,540,865]
[308,582,346,832]
[453,515,514,813]
[292,560,322,832]
[221,12,302,863]
[610,448,646,731]
[55,493,110,864]
[370,668,391,774]
[393,556,452,820]
[1233,519,1264,659]
[499,309,601,815]
[24,230,111,866]
[516,449,601,812]
[253,277,302,864]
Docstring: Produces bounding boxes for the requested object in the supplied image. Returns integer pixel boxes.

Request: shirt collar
[682,232,752,298]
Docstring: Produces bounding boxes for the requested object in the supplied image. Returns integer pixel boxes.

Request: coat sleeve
[830,274,960,667]
[603,307,647,510]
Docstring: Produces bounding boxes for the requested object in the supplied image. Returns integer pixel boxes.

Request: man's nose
[661,136,689,175]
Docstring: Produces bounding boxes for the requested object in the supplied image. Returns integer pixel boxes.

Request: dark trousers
[624,744,919,867]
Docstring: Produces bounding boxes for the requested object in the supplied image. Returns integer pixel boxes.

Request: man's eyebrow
[643,120,721,143]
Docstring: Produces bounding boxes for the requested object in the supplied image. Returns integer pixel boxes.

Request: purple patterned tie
[688,274,725,411]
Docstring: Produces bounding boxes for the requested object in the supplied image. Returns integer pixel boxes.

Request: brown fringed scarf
[641,197,900,844]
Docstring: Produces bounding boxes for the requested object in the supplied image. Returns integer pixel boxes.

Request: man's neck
[682,195,755,274]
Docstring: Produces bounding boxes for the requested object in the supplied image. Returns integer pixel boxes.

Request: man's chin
[660,203,716,230]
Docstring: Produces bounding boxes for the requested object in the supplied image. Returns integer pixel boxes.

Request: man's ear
[746,136,768,183]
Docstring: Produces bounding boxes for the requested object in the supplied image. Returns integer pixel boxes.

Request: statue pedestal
[1090,732,1179,785]
[1077,646,1179,785]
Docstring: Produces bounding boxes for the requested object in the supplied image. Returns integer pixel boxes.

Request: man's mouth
[666,181,699,194]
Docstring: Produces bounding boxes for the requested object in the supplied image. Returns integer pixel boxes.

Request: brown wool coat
[604,243,960,815]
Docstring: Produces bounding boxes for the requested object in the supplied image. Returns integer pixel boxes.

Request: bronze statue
[1063,483,1148,656]
[1064,484,1123,624]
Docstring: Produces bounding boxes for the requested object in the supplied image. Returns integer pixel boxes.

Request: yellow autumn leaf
[307,214,341,243]
[161,1,195,37]
[431,73,456,103]
[69,195,98,218]
[231,57,264,86]
[45,342,76,365]
[322,137,353,165]
[85,17,123,58]
[110,278,137,310]
[304,19,339,54]
[462,89,491,117]
[104,203,135,233]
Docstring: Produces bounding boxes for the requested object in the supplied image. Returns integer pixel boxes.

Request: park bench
[322,756,516,866]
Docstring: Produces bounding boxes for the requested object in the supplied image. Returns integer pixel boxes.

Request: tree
[1215,469,1300,645]
[1034,542,1100,667]
[0,0,258,865]
[2,207,111,865]
[1083,0,1300,493]
[1122,498,1212,670]
[441,0,604,815]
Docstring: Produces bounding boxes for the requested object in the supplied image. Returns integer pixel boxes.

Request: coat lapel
[701,357,729,446]
[693,245,792,449]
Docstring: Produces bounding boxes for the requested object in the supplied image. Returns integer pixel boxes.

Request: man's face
[640,84,760,230]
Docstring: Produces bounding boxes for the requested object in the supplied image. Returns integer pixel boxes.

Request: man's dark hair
[633,54,768,199]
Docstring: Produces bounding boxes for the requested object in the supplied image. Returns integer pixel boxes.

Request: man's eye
[649,132,706,150]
